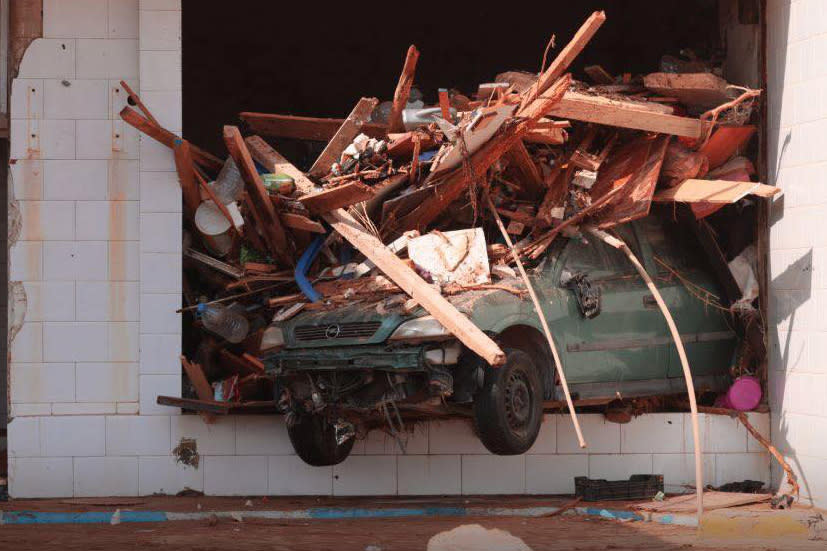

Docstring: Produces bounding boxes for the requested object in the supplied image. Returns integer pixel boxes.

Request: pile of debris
[120,12,777,415]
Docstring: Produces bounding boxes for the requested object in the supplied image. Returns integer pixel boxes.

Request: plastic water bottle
[197,302,249,343]
[211,158,244,204]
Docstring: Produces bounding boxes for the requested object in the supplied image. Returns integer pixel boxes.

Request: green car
[260,214,736,466]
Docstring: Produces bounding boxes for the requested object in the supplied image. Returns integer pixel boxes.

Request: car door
[554,227,667,388]
[633,216,737,380]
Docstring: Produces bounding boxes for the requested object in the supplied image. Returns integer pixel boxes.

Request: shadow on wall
[764,0,819,503]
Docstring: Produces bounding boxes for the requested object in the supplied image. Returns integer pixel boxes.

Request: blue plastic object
[295,235,326,302]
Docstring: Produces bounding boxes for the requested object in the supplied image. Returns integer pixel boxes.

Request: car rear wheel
[473,348,543,455]
[287,415,354,466]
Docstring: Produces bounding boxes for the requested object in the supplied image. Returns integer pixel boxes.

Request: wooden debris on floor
[633,491,772,514]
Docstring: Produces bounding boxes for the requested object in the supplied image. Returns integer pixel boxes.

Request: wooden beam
[299,181,376,214]
[545,92,705,138]
[269,123,506,366]
[172,139,201,221]
[181,356,216,423]
[223,125,292,265]
[240,112,387,141]
[119,80,159,126]
[308,98,378,178]
[643,72,732,108]
[280,212,326,233]
[653,179,780,204]
[120,106,223,172]
[388,45,420,133]
[504,141,545,198]
[519,11,606,113]
[584,65,614,84]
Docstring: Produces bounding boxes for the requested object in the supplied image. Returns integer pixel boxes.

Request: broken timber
[308,98,379,178]
[546,92,705,139]
[653,179,780,204]
[240,112,387,141]
[388,45,420,133]
[299,181,376,214]
[256,125,506,366]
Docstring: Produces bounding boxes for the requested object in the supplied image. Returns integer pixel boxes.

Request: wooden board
[298,181,376,214]
[588,134,670,228]
[388,45,420,133]
[644,72,733,108]
[223,126,292,265]
[308,97,378,178]
[653,179,780,204]
[633,491,772,513]
[546,92,705,139]
[240,112,387,141]
[120,106,223,172]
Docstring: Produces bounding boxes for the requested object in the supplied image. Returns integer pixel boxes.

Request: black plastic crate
[574,474,664,502]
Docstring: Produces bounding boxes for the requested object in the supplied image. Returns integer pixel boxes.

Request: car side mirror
[560,270,601,319]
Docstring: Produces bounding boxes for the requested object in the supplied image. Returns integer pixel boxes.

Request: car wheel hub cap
[506,373,531,429]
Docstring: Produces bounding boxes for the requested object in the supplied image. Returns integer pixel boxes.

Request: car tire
[473,348,544,455]
[287,415,355,466]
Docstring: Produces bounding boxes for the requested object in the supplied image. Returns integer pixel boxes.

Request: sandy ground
[0,514,825,551]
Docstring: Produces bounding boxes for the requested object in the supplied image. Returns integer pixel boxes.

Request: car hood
[278,278,527,349]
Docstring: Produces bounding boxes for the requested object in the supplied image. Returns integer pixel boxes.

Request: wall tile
[44,160,108,200]
[558,414,620,454]
[140,213,182,252]
[398,455,461,495]
[139,455,203,495]
[74,456,139,496]
[235,417,293,456]
[588,454,653,481]
[22,281,75,321]
[10,363,75,403]
[428,419,488,455]
[139,334,181,375]
[525,455,588,495]
[9,458,74,498]
[140,293,181,334]
[107,415,171,455]
[109,0,140,38]
[76,39,139,79]
[17,39,76,79]
[139,50,181,91]
[11,160,45,200]
[333,456,397,496]
[621,414,684,454]
[77,362,139,402]
[10,241,43,281]
[44,79,109,120]
[140,253,181,293]
[40,416,106,457]
[268,456,333,496]
[462,455,525,495]
[8,417,42,458]
[11,322,43,363]
[138,10,181,50]
[76,281,139,321]
[43,242,108,281]
[51,402,116,415]
[19,202,76,241]
[76,120,139,160]
[43,0,108,38]
[652,453,716,493]
[171,416,236,455]
[204,456,268,496]
[76,202,140,242]
[139,374,180,415]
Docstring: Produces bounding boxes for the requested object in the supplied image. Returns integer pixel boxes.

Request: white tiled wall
[6,0,772,499]
[766,0,827,508]
[8,413,770,497]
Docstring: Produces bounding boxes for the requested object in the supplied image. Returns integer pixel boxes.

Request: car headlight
[260,326,285,352]
[389,316,452,342]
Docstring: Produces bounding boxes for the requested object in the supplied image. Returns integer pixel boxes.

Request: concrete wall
[6,0,771,498]
[766,0,827,508]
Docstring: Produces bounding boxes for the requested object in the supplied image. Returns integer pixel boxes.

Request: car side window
[637,215,702,272]
[602,223,640,276]
[561,236,614,279]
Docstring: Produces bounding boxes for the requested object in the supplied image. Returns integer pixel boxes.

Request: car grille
[294,321,382,341]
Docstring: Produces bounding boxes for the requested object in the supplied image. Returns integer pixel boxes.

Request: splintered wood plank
[181,356,216,423]
[172,139,201,221]
[653,179,780,204]
[280,212,326,233]
[519,11,606,113]
[633,491,771,513]
[546,92,705,138]
[584,65,615,84]
[388,45,420,133]
[299,181,376,214]
[505,141,545,198]
[588,134,670,228]
[308,97,378,178]
[224,125,292,265]
[240,112,387,141]
[387,76,572,237]
[643,72,732,108]
[524,126,567,145]
[272,107,506,366]
[120,106,223,171]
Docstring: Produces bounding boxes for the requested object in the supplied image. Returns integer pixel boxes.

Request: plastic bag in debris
[728,245,759,304]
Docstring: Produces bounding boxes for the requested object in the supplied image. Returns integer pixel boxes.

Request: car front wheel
[287,414,354,466]
[473,348,544,455]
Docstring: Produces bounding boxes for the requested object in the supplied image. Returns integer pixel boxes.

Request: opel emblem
[325,324,341,339]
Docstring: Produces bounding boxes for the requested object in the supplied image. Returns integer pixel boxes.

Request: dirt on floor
[0,514,824,551]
